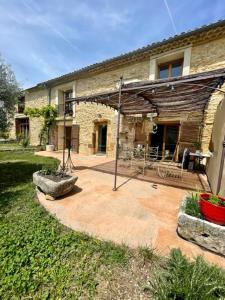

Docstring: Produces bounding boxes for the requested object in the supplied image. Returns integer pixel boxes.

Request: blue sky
[0,0,225,89]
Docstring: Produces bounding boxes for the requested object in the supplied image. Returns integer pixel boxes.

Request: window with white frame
[149,47,192,81]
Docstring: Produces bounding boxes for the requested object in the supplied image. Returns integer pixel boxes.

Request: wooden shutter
[179,121,201,152]
[71,125,80,153]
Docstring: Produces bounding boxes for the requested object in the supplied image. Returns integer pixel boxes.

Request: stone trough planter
[177,197,225,256]
[33,171,78,200]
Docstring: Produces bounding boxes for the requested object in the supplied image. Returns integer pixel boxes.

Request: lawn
[1,152,225,299]
[0,142,38,152]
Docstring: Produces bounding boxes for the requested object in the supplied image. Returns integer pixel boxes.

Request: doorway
[98,124,107,153]
[65,126,72,149]
[150,124,179,160]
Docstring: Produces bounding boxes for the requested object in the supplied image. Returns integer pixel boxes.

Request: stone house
[12,20,225,160]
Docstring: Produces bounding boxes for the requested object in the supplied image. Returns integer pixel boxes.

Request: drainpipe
[48,87,51,105]
[216,136,225,194]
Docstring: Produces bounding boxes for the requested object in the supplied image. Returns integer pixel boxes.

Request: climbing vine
[24,105,57,145]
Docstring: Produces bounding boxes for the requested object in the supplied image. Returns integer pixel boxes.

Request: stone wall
[75,60,150,155]
[17,34,225,154]
[25,88,49,145]
[190,37,225,73]
[76,60,149,97]
[190,37,225,152]
[75,102,116,156]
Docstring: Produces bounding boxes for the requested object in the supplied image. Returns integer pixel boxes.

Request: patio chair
[130,147,145,172]
[143,146,159,175]
[118,145,132,168]
[157,148,189,179]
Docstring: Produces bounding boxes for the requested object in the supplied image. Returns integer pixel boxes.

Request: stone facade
[12,25,225,156]
[24,88,49,145]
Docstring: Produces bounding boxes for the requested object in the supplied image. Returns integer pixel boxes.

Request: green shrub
[208,195,225,207]
[185,193,202,218]
[149,248,225,300]
[21,135,29,148]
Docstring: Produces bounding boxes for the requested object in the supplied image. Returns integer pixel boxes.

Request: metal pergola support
[113,77,123,191]
[60,68,225,191]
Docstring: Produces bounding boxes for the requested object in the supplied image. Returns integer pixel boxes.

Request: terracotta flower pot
[199,193,225,225]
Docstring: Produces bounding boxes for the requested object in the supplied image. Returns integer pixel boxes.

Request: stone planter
[46,144,54,152]
[33,171,78,200]
[177,197,225,256]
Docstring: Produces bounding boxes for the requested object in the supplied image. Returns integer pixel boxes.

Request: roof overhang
[67,68,225,116]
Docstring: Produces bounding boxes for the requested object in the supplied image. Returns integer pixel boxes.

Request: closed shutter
[71,125,80,153]
[179,121,201,152]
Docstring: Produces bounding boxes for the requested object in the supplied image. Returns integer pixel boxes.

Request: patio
[36,151,225,267]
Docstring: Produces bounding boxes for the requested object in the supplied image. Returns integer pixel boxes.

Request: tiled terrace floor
[36,151,224,267]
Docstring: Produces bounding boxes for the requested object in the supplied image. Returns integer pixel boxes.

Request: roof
[66,68,225,116]
[29,19,225,91]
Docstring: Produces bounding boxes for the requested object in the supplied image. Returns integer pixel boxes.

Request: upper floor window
[64,90,73,116]
[158,59,183,79]
[18,96,25,113]
[64,90,73,100]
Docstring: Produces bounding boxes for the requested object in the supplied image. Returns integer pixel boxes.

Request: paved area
[36,151,225,267]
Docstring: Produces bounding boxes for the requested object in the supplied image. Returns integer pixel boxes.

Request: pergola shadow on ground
[89,159,210,192]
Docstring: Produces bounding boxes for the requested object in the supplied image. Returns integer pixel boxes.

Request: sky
[0,0,225,89]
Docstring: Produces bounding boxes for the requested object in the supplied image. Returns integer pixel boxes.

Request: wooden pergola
[64,68,225,190]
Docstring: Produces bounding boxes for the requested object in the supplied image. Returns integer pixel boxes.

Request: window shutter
[179,121,201,152]
[71,125,80,153]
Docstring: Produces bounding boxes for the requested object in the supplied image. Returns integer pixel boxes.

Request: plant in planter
[33,169,78,200]
[193,141,201,154]
[24,105,57,150]
[199,193,225,225]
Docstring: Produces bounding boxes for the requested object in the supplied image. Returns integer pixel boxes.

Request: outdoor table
[189,152,212,170]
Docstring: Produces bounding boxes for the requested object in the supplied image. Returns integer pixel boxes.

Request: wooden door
[65,127,72,149]
[71,125,80,153]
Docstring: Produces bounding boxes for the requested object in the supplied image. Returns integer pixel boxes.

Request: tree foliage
[24,105,57,145]
[0,57,21,136]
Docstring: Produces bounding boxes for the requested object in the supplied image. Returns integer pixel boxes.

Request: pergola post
[113,77,123,191]
[62,96,66,171]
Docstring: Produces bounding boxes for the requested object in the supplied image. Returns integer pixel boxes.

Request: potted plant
[199,193,225,225]
[193,141,201,154]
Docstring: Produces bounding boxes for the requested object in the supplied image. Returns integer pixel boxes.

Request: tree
[0,56,21,137]
[24,105,57,145]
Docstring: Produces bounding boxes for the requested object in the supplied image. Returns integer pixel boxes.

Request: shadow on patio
[89,160,211,192]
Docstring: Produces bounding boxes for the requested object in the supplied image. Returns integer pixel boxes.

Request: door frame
[93,121,108,154]
[150,121,180,160]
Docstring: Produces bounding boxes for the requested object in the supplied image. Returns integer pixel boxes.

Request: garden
[1,151,225,299]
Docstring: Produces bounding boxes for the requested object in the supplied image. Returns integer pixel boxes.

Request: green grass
[0,142,36,151]
[1,152,225,299]
[0,152,129,299]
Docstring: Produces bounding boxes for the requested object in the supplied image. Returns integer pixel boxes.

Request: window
[64,90,73,116]
[64,90,73,100]
[18,96,25,113]
[158,60,183,79]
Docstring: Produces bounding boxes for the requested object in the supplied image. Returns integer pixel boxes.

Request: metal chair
[118,145,132,168]
[157,148,188,179]
[130,147,145,171]
[143,146,159,175]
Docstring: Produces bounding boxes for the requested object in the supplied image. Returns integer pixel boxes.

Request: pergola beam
[63,68,225,191]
